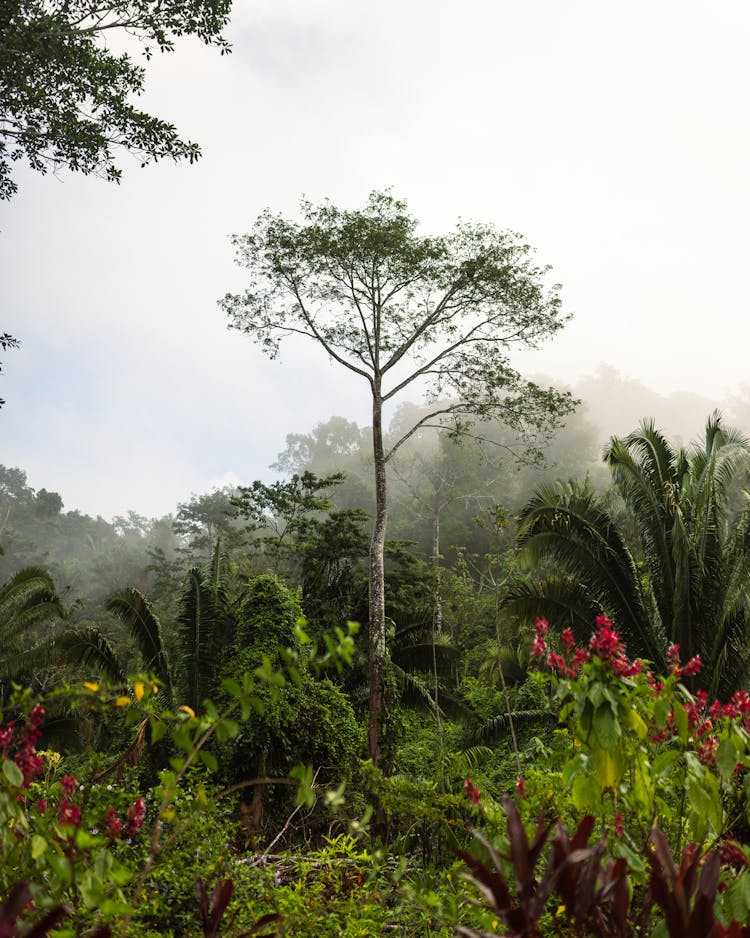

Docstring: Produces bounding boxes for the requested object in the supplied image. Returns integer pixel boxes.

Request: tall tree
[221,191,575,764]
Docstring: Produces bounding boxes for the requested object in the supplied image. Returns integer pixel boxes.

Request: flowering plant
[522,615,750,889]
[457,615,750,935]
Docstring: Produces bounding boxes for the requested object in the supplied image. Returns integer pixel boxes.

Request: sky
[2,0,750,519]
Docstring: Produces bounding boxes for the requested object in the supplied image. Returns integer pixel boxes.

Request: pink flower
[561,628,575,649]
[534,617,549,637]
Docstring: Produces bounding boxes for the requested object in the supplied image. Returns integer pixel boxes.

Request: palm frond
[391,642,461,678]
[107,587,172,702]
[477,709,556,744]
[53,627,127,684]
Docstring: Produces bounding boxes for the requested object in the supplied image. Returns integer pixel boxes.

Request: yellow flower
[115,696,132,707]
[133,682,145,702]
[178,705,196,718]
[556,904,567,917]
[82,681,99,692]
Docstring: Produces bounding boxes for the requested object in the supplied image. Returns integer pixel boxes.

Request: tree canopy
[0,0,232,200]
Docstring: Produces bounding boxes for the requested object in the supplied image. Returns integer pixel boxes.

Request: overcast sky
[2,0,749,519]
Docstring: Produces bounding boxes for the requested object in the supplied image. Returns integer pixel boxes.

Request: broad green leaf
[717,737,740,779]
[48,854,73,885]
[572,773,601,811]
[652,749,681,777]
[593,704,620,748]
[653,696,671,730]
[672,701,688,744]
[199,750,218,772]
[2,759,23,787]
[31,834,48,859]
[592,746,624,789]
[221,677,242,698]
[150,716,167,744]
[626,708,648,739]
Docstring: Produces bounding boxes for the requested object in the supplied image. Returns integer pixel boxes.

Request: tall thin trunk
[432,507,442,637]
[368,388,388,766]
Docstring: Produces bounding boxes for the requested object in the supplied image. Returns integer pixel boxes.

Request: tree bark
[432,507,442,637]
[368,388,388,765]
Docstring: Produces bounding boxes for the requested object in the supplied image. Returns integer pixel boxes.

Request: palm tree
[0,566,66,693]
[58,541,233,712]
[503,414,750,698]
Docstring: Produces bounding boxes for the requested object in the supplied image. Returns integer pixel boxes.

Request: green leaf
[31,833,48,859]
[673,701,688,744]
[562,754,586,786]
[48,853,73,885]
[572,773,601,811]
[653,696,671,730]
[150,715,167,744]
[290,763,315,808]
[652,749,681,777]
[221,678,241,698]
[199,750,218,772]
[626,708,648,739]
[592,746,624,789]
[593,704,620,748]
[2,758,23,787]
[717,737,740,780]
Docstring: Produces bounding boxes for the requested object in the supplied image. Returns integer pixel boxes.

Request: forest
[6,375,750,935]
[6,1,750,934]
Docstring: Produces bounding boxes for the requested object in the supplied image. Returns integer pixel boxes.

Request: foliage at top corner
[0,0,233,199]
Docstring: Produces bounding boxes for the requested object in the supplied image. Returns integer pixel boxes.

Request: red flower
[0,722,15,749]
[561,628,575,649]
[589,620,622,660]
[515,776,526,799]
[531,634,547,660]
[58,797,81,826]
[463,778,481,805]
[680,655,702,677]
[61,775,77,796]
[126,797,147,834]
[104,807,122,840]
[613,814,624,839]
[719,841,748,868]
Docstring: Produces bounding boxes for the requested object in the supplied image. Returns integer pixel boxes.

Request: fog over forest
[6,362,750,524]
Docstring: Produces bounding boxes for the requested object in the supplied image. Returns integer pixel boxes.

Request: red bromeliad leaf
[453,848,514,913]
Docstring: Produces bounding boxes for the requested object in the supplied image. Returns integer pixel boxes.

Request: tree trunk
[368,390,388,766]
[432,507,442,637]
